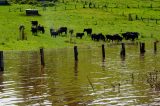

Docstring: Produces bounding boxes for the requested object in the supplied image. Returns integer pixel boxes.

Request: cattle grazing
[106,34,113,42]
[37,24,45,34]
[122,32,139,41]
[58,27,67,35]
[30,21,45,35]
[91,33,105,41]
[98,33,105,41]
[31,21,38,26]
[31,21,38,36]
[112,34,123,42]
[84,28,92,35]
[91,33,100,41]
[76,33,84,39]
[69,29,74,35]
[31,26,38,36]
[50,28,58,37]
[106,34,122,42]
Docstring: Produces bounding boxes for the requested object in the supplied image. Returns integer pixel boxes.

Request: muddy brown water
[0,42,160,105]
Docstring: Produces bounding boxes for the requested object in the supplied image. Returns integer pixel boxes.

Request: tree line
[9,0,58,5]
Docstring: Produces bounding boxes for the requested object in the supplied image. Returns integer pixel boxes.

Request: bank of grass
[0,1,160,50]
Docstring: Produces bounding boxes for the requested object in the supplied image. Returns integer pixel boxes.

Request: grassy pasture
[0,0,160,50]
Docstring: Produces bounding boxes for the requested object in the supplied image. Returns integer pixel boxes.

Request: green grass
[0,1,160,50]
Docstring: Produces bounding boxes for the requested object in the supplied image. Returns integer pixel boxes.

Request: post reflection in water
[120,55,125,62]
[120,53,126,68]
[74,61,78,78]
[140,53,145,61]
[17,51,47,105]
[101,57,106,71]
[0,71,4,92]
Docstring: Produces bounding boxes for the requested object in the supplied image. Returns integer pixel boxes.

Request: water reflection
[74,61,78,78]
[140,53,145,61]
[17,51,47,105]
[0,71,4,92]
[1,44,160,105]
[101,58,106,71]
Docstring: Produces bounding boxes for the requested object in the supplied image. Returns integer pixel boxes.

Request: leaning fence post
[74,46,78,61]
[120,43,125,56]
[102,44,105,59]
[0,51,4,71]
[40,48,45,67]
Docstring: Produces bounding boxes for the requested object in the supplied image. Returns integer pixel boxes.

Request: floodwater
[0,42,160,106]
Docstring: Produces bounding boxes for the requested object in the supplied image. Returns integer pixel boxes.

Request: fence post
[140,42,145,53]
[154,42,157,52]
[74,46,78,61]
[102,44,105,59]
[120,43,125,56]
[0,51,4,71]
[40,48,45,67]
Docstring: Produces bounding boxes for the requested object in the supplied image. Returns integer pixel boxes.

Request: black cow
[84,28,92,35]
[58,27,67,35]
[50,28,58,37]
[106,34,113,42]
[76,33,84,39]
[122,32,139,41]
[69,29,74,35]
[91,33,100,41]
[98,33,105,41]
[31,26,38,36]
[112,34,123,42]
[106,34,122,42]
[31,21,38,26]
[51,31,58,38]
[37,25,45,34]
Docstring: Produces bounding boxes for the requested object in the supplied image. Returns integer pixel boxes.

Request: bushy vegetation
[0,0,160,50]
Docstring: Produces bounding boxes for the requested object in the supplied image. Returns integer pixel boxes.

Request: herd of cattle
[30,21,140,42]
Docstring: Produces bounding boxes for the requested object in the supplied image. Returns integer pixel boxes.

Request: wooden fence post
[154,42,157,52]
[0,51,4,71]
[74,46,78,61]
[40,48,45,67]
[140,42,145,53]
[102,44,105,59]
[120,43,125,56]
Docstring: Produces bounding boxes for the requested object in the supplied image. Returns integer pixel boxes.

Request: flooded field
[0,42,160,106]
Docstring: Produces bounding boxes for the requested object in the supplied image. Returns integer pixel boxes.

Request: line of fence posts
[0,41,159,72]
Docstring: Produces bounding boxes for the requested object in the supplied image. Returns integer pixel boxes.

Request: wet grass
[0,1,160,50]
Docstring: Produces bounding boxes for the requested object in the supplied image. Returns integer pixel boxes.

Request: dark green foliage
[9,0,58,5]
